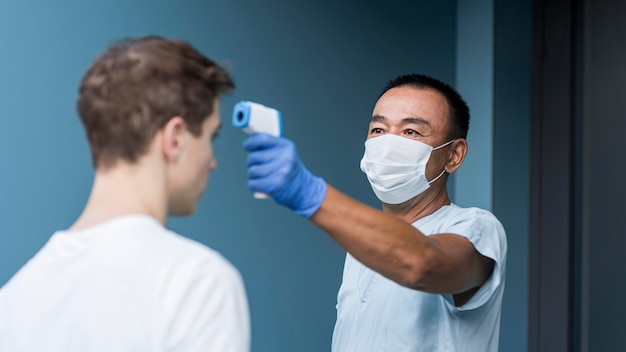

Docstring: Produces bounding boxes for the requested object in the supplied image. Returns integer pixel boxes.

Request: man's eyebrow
[400,117,431,126]
[370,115,386,122]
[370,115,431,126]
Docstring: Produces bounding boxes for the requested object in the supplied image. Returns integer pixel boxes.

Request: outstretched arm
[313,184,494,299]
[243,134,494,299]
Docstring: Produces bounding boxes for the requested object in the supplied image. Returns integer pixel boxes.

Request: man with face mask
[242,73,507,351]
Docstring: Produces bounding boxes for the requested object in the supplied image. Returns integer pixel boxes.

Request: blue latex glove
[243,133,327,218]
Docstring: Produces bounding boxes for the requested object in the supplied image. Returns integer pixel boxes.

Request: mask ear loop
[428,139,456,183]
[428,169,447,184]
[432,139,456,151]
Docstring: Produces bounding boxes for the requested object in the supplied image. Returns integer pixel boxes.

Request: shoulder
[438,205,505,237]
[157,229,242,282]
[441,204,501,223]
[426,204,507,263]
[99,215,243,282]
[172,235,242,281]
[418,204,505,238]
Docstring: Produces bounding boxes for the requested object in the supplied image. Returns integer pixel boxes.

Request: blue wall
[454,1,532,351]
[454,0,494,211]
[0,1,457,351]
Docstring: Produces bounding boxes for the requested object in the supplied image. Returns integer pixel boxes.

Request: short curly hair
[77,36,234,169]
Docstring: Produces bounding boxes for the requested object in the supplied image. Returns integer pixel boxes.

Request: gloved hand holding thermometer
[232,101,327,217]
[232,101,283,199]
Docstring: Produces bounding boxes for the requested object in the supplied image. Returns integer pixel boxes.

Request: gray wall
[583,0,626,350]
[0,1,457,351]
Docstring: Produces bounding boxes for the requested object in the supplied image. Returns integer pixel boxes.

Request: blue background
[0,1,528,351]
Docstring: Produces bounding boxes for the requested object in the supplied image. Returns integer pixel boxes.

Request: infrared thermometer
[232,100,283,199]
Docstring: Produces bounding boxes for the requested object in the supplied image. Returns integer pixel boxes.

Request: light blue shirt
[331,204,507,352]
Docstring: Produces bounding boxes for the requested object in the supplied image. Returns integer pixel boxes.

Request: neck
[69,158,168,232]
[381,185,451,224]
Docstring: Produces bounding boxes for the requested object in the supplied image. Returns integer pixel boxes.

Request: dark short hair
[379,74,470,140]
[77,35,234,169]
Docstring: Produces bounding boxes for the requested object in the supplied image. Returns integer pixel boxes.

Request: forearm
[310,185,437,289]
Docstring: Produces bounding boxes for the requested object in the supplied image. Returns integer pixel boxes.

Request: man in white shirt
[0,36,250,352]
[241,74,506,351]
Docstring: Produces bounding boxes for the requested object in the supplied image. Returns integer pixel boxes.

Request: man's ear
[161,116,187,162]
[445,138,468,174]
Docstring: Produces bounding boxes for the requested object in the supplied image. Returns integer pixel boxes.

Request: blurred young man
[241,74,507,351]
[0,36,250,352]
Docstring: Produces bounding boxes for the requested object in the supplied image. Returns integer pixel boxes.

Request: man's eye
[405,129,420,136]
[370,128,384,135]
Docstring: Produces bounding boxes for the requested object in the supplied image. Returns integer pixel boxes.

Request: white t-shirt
[0,215,250,352]
[331,204,507,352]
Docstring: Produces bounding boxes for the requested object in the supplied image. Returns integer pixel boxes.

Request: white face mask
[360,134,454,204]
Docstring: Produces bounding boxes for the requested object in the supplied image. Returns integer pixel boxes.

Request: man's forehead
[372,87,449,128]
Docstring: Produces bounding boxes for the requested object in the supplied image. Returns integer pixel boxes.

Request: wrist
[295,176,327,218]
